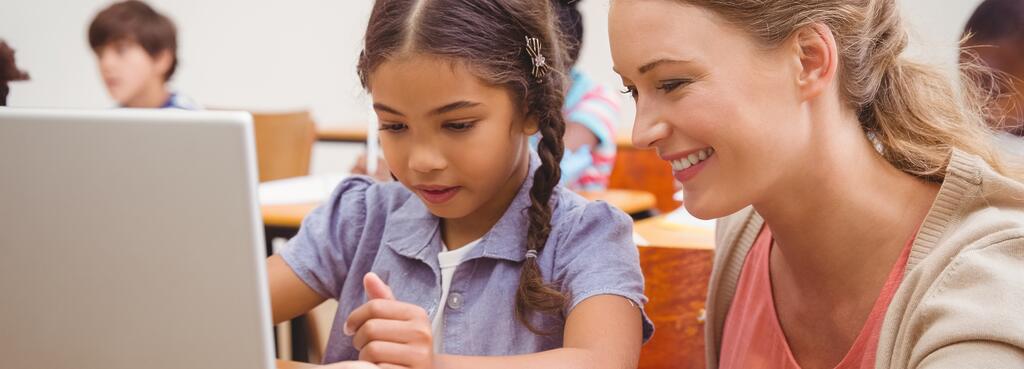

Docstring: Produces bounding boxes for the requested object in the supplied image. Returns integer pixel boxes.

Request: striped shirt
[561,69,620,191]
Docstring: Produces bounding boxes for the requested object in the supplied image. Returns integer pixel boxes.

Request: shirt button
[447,292,464,310]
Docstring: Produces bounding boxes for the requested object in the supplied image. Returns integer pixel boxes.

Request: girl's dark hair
[357,0,570,334]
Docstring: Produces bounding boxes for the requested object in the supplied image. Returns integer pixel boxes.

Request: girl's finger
[345,299,427,336]
[358,340,428,367]
[351,318,431,349]
[364,272,395,300]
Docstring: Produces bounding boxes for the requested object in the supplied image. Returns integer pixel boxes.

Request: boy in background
[88,0,197,109]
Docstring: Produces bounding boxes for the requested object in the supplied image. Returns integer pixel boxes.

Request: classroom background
[0,0,985,175]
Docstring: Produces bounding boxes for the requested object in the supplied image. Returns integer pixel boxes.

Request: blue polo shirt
[281,152,653,362]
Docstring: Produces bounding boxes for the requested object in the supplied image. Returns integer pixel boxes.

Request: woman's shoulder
[925,148,1024,258]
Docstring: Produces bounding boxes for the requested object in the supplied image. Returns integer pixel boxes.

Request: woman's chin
[682,196,742,220]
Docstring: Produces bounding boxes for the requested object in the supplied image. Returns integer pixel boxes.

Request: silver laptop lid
[0,108,274,369]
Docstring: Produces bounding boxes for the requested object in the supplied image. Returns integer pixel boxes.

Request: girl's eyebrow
[373,103,405,117]
[372,100,483,117]
[430,100,482,116]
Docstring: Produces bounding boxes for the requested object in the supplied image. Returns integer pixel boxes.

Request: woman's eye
[379,123,407,132]
[656,79,691,93]
[620,86,638,100]
[443,121,476,132]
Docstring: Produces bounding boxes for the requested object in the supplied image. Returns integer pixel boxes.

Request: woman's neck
[753,108,940,302]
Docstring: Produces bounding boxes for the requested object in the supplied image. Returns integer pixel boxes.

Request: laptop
[0,108,275,369]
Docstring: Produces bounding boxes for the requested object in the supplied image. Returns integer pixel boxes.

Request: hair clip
[525,249,539,259]
[525,36,548,80]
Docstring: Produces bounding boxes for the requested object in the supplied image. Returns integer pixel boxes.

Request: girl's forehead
[369,55,518,117]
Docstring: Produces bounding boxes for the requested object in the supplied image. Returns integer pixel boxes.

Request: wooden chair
[634,215,715,369]
[636,247,713,369]
[305,300,338,363]
[252,110,317,182]
[610,136,680,213]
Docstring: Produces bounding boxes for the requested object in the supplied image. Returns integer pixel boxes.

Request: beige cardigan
[705,149,1024,368]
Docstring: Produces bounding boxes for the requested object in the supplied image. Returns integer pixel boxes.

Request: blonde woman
[609,1,1024,368]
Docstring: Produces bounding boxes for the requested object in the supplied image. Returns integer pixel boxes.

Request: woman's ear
[791,23,839,101]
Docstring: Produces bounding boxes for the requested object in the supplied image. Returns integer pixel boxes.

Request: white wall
[1,0,984,172]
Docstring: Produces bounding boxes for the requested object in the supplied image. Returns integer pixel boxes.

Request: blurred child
[0,40,30,106]
[88,0,198,109]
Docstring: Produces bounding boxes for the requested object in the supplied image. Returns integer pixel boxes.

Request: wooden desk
[263,203,319,229]
[278,360,318,369]
[317,126,368,143]
[261,189,657,231]
[634,214,714,250]
[580,189,656,218]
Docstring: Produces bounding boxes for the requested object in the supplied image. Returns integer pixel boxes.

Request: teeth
[670,148,714,171]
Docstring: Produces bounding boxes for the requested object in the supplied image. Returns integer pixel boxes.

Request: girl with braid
[267,1,652,368]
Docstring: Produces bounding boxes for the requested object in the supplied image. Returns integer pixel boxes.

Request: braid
[515,74,568,334]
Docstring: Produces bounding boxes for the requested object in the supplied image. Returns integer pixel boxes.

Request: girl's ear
[522,115,540,135]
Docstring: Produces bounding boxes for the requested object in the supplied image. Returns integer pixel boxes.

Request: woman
[609,0,1024,368]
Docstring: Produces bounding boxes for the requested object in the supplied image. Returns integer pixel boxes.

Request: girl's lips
[416,186,461,204]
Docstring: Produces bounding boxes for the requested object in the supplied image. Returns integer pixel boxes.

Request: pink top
[719,225,913,369]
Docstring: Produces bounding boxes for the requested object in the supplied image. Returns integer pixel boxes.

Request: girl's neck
[753,109,940,301]
[441,150,532,250]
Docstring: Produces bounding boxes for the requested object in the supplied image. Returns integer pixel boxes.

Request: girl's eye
[620,86,638,100]
[443,121,476,132]
[379,122,407,133]
[656,79,691,93]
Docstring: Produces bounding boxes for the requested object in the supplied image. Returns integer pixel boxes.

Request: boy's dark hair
[358,0,570,335]
[88,0,178,81]
[1,40,30,106]
[964,0,1024,49]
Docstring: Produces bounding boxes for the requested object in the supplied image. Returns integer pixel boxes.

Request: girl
[610,1,1023,369]
[353,0,624,193]
[270,1,653,368]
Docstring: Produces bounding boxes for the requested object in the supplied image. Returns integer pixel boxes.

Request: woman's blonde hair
[678,0,1022,182]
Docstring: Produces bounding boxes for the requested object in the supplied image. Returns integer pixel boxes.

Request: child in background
[0,40,30,106]
[269,1,652,368]
[88,0,198,110]
[550,0,621,191]
[962,0,1024,160]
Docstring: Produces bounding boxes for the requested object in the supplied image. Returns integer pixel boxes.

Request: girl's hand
[344,273,433,369]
